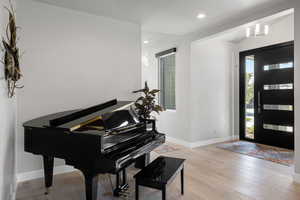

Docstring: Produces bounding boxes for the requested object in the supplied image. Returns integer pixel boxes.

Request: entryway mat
[217,141,294,166]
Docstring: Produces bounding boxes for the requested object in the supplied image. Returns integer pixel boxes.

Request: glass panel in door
[245,55,255,139]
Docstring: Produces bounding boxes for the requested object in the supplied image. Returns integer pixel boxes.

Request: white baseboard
[9,183,16,200]
[9,193,15,200]
[8,177,17,200]
[293,172,300,183]
[167,135,239,148]
[166,136,192,147]
[190,135,239,148]
[17,165,77,183]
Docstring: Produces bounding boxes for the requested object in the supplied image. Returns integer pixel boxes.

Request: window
[264,62,293,71]
[264,83,293,90]
[263,124,293,133]
[157,49,176,110]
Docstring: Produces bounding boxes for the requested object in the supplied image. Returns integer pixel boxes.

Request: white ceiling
[216,11,294,43]
[33,0,289,36]
[141,11,293,50]
[141,31,183,49]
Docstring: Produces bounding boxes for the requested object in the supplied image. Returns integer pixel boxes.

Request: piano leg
[135,153,150,169]
[82,171,98,200]
[43,156,54,195]
[122,168,127,185]
[116,171,120,191]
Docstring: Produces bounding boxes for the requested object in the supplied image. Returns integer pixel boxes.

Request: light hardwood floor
[16,143,300,200]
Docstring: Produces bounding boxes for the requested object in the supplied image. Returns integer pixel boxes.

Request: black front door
[240,42,294,149]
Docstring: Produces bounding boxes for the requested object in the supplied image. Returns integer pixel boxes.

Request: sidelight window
[244,55,255,139]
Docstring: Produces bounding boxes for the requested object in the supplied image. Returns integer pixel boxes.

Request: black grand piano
[23,99,165,200]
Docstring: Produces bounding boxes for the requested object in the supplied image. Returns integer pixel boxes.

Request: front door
[240,42,294,149]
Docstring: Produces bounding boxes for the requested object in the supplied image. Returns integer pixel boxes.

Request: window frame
[157,52,176,111]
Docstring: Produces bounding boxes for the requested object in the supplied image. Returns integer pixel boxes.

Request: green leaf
[132,89,145,93]
[149,89,160,95]
[134,102,143,109]
[135,96,144,102]
[154,105,164,112]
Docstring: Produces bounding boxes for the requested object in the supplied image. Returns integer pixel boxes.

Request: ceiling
[216,11,294,43]
[141,31,183,49]
[140,10,293,50]
[33,0,289,36]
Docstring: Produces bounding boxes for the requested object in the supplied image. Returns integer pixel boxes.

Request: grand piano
[23,99,165,200]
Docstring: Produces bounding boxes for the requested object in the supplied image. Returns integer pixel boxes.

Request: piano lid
[23,99,134,129]
[49,99,118,127]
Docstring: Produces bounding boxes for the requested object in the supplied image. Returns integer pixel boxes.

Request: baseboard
[9,193,15,200]
[293,172,300,183]
[166,136,191,147]
[9,182,17,200]
[17,165,77,183]
[8,177,17,200]
[190,135,239,148]
[167,135,239,148]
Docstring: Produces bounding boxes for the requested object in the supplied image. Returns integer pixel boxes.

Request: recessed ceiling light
[197,13,206,19]
[264,25,269,35]
[246,27,251,38]
[143,40,149,44]
[255,24,260,36]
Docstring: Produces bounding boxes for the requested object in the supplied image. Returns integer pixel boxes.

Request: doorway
[240,41,294,149]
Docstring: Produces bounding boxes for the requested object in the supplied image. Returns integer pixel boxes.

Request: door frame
[239,41,294,143]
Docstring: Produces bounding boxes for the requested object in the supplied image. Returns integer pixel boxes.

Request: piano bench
[134,156,185,200]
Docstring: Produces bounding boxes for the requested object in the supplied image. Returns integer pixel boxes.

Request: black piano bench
[134,156,185,200]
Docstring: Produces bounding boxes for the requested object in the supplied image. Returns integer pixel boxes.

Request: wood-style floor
[16,142,300,200]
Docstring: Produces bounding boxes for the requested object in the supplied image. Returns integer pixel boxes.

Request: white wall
[0,0,17,199]
[190,40,235,142]
[142,38,191,142]
[16,0,141,174]
[142,37,235,144]
[293,0,300,176]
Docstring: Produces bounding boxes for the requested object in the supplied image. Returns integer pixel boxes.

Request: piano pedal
[119,187,131,200]
[113,184,129,197]
[122,184,129,190]
[120,192,129,197]
[120,194,130,200]
[44,187,51,195]
[121,189,130,194]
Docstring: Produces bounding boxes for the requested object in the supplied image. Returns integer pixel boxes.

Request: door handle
[258,91,262,114]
